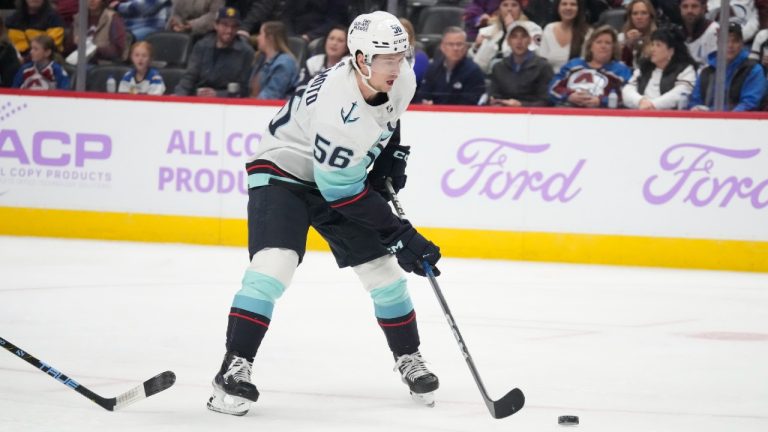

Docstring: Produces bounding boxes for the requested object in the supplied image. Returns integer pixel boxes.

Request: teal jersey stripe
[314,159,368,202]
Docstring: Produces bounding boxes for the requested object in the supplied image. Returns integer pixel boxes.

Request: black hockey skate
[207,352,260,416]
[394,351,439,407]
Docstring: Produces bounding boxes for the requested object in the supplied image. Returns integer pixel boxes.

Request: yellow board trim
[1,207,766,272]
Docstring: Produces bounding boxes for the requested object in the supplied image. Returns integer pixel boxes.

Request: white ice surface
[1,236,767,431]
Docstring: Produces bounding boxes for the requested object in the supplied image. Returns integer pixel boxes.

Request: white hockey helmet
[347,11,411,77]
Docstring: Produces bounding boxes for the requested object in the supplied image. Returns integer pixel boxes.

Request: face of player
[590,32,614,65]
[324,29,347,59]
[680,0,704,27]
[630,2,651,31]
[131,45,150,73]
[366,52,406,92]
[507,28,530,57]
[558,0,579,23]
[29,40,51,63]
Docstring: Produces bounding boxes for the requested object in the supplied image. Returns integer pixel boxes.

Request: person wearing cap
[468,0,530,74]
[416,26,486,105]
[680,0,719,66]
[174,6,254,97]
[488,21,552,107]
[689,22,767,111]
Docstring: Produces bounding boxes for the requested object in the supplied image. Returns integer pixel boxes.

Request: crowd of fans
[1,0,767,111]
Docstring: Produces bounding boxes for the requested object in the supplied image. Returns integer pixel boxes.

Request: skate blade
[410,391,435,408]
[207,386,252,416]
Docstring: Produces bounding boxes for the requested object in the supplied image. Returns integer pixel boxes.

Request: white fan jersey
[247,58,416,204]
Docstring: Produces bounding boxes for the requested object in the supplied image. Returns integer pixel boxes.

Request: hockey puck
[558,415,579,426]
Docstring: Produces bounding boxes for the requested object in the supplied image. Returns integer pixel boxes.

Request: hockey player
[206,11,442,416]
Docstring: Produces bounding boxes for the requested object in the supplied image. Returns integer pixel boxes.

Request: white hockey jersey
[248,58,416,205]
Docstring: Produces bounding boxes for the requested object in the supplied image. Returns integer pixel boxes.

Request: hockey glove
[386,221,441,277]
[368,144,410,201]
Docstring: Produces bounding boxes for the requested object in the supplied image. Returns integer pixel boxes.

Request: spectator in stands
[619,0,657,68]
[749,27,768,76]
[399,17,428,88]
[167,0,223,38]
[464,0,504,41]
[118,40,166,94]
[113,0,172,40]
[548,25,632,107]
[417,26,487,105]
[469,0,533,74]
[6,0,64,61]
[680,0,718,66]
[227,0,279,35]
[706,0,759,43]
[175,6,253,97]
[12,34,69,89]
[488,21,552,106]
[296,24,347,88]
[249,20,297,99]
[73,0,129,64]
[0,17,21,87]
[622,26,696,110]
[282,0,349,42]
[539,0,592,72]
[690,22,767,111]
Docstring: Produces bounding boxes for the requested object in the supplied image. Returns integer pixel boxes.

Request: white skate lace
[394,352,431,382]
[223,356,253,383]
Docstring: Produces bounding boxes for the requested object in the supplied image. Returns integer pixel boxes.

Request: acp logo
[0,129,112,167]
[0,100,112,167]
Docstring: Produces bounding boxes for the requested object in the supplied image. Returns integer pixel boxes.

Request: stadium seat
[596,8,627,32]
[416,5,464,57]
[307,36,324,57]
[145,31,193,68]
[286,36,309,68]
[159,68,186,95]
[85,64,131,92]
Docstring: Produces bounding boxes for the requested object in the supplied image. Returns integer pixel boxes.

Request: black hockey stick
[385,180,525,419]
[0,336,176,411]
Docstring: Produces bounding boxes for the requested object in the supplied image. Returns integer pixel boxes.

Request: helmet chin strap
[352,59,386,93]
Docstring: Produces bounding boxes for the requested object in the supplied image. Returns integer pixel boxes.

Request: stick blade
[487,388,525,419]
[113,370,176,411]
[144,371,176,397]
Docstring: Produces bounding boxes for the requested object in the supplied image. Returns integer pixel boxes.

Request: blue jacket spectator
[251,51,298,99]
[690,23,767,112]
[116,0,172,40]
[417,27,486,105]
[250,20,297,99]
